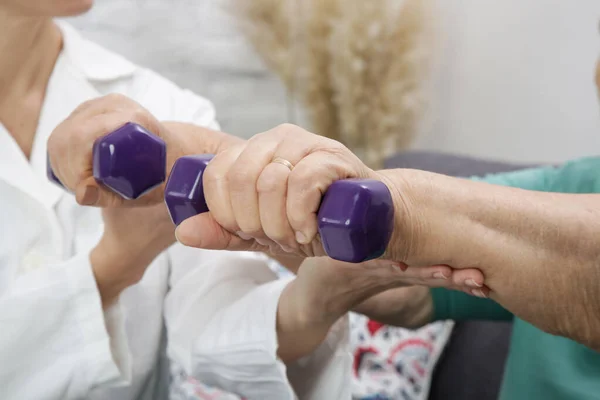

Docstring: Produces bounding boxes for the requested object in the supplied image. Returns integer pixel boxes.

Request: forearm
[162,122,242,171]
[90,237,165,309]
[382,169,600,347]
[276,281,337,362]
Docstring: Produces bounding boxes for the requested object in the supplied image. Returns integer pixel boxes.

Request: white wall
[69,0,600,164]
[417,0,600,163]
[68,0,297,139]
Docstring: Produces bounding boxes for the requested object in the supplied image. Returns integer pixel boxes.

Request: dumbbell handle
[165,155,395,263]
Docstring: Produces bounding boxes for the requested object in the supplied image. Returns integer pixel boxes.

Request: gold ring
[271,157,294,171]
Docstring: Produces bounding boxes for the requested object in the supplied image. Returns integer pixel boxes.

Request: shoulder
[58,21,218,128]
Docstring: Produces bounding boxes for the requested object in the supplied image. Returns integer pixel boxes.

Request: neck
[0,9,62,157]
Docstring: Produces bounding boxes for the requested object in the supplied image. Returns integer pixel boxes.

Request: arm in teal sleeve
[430,288,513,321]
[435,157,600,322]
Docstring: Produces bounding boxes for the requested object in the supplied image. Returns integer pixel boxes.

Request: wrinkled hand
[275,257,489,361]
[354,269,490,327]
[175,124,402,259]
[47,94,241,208]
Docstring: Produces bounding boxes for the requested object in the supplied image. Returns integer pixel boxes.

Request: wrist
[90,237,158,308]
[276,280,336,362]
[376,169,430,263]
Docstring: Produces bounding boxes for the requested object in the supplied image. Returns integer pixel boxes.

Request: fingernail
[281,245,294,253]
[295,231,308,244]
[433,272,449,280]
[236,231,252,240]
[465,279,483,288]
[471,289,487,298]
[255,238,269,246]
[81,186,99,206]
[391,263,402,271]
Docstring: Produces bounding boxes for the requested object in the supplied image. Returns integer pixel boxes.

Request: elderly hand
[174,123,414,262]
[47,94,241,208]
[275,257,488,361]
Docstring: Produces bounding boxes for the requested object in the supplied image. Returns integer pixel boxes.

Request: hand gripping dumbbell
[164,155,395,263]
[47,122,167,200]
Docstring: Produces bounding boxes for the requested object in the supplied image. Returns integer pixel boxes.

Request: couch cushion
[384,151,534,177]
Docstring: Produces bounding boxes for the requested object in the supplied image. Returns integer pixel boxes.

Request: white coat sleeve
[164,245,352,400]
[0,253,131,400]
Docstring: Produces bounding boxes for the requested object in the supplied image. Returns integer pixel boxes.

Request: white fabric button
[20,249,60,274]
[21,250,45,273]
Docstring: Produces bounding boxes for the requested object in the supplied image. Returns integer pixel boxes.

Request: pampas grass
[230,0,432,167]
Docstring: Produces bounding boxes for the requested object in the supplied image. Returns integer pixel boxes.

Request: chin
[55,0,94,17]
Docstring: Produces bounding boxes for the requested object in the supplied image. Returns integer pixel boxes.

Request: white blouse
[0,22,350,400]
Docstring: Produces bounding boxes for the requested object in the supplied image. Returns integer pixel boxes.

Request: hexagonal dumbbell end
[317,179,394,263]
[92,122,167,200]
[164,155,213,226]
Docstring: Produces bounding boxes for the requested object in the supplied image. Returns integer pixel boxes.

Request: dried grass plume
[230,0,433,167]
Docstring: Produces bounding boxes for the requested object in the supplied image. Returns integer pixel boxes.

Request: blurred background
[67,0,600,166]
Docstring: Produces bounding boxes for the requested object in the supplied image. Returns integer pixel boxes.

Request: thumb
[75,178,124,207]
[175,212,244,250]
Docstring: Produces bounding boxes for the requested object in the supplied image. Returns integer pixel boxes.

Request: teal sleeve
[431,288,513,321]
[471,156,600,193]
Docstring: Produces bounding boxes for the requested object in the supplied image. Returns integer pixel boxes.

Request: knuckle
[268,123,303,140]
[72,99,94,114]
[129,107,153,128]
[104,92,128,104]
[46,130,62,156]
[257,167,284,194]
[288,166,317,193]
[273,123,298,134]
[202,161,225,189]
[227,165,255,189]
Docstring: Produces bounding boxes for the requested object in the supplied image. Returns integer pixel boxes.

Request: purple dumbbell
[47,122,167,199]
[164,155,394,263]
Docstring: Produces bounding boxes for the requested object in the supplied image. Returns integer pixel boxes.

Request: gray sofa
[384,151,533,400]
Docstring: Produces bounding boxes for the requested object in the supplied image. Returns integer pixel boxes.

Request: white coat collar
[0,22,137,210]
[57,20,137,82]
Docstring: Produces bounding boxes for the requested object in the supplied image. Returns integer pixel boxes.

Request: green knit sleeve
[430,288,513,321]
[471,156,600,193]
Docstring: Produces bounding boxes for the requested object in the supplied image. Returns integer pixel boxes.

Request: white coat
[0,22,350,400]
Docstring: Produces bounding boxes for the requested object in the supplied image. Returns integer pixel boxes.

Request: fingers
[226,135,278,240]
[178,123,375,257]
[451,268,490,298]
[202,145,243,234]
[47,94,167,208]
[257,162,296,250]
[285,141,373,246]
[357,260,489,296]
